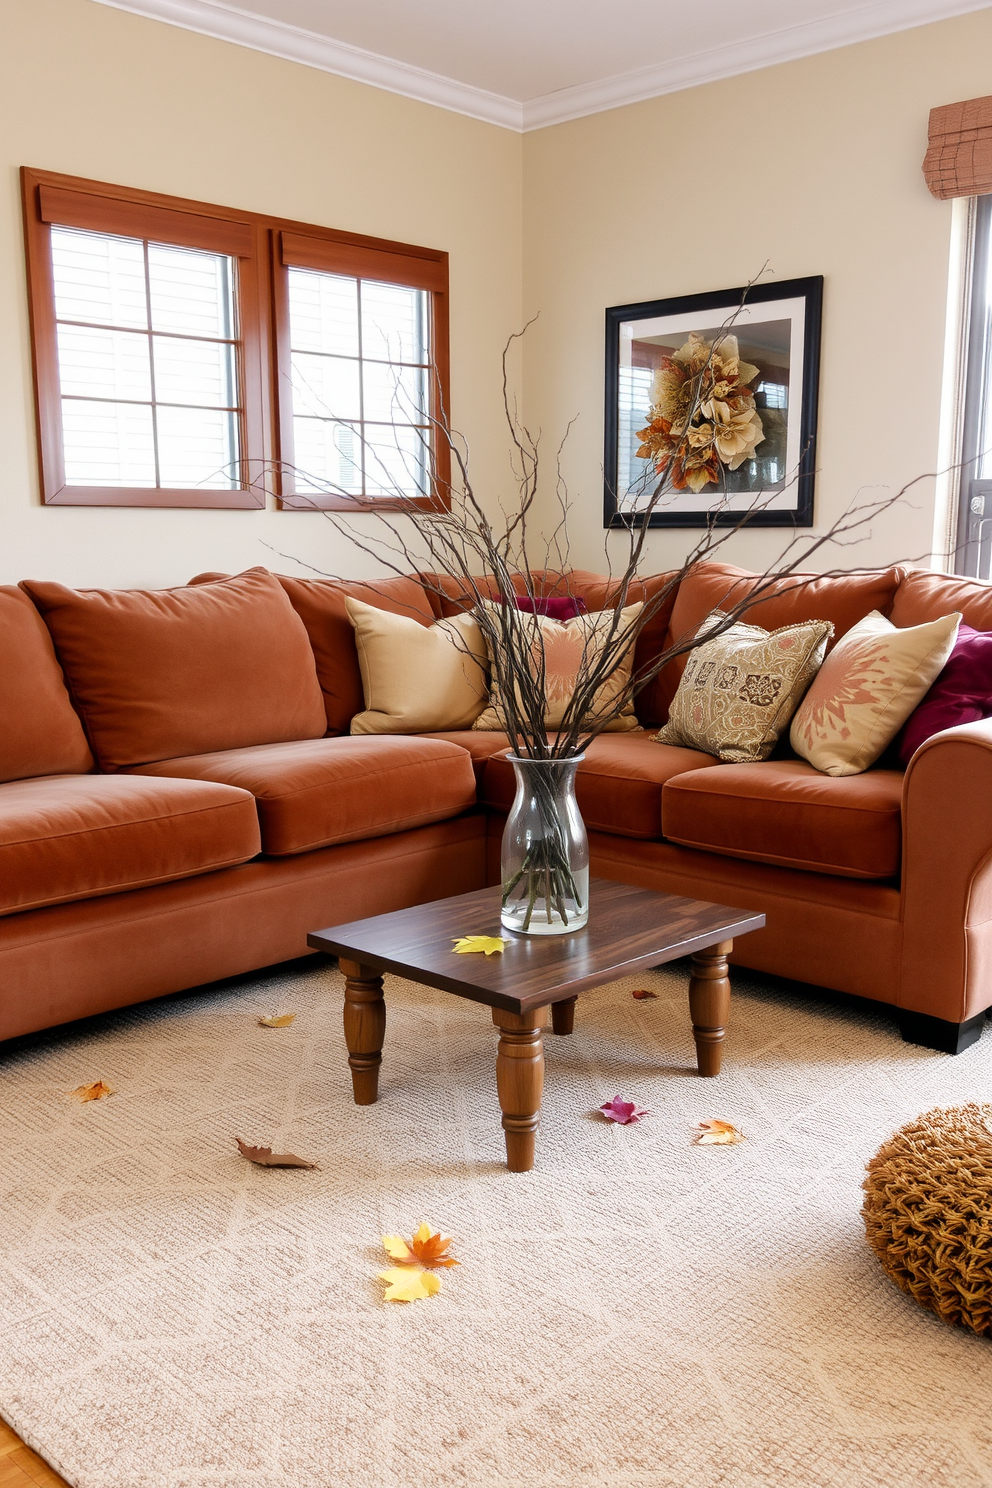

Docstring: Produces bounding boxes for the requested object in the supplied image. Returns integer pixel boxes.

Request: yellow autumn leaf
[379,1267,442,1303]
[258,1013,295,1027]
[694,1118,745,1145]
[382,1233,417,1263]
[72,1081,113,1102]
[452,935,506,956]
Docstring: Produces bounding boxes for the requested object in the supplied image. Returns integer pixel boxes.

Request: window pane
[364,423,429,499]
[362,360,427,424]
[147,243,236,338]
[288,269,359,356]
[51,227,147,328]
[361,281,428,363]
[156,406,239,487]
[293,417,362,495]
[153,335,238,408]
[291,351,361,421]
[56,324,151,401]
[61,398,156,486]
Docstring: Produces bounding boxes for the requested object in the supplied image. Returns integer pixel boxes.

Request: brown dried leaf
[694,1119,745,1146]
[235,1137,318,1168]
[631,988,658,1000]
[257,1013,295,1027]
[72,1081,113,1102]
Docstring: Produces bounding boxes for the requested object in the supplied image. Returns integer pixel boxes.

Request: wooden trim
[38,185,253,257]
[45,485,263,508]
[21,167,450,513]
[279,230,446,291]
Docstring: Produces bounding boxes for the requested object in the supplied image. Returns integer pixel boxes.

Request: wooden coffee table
[308,878,764,1171]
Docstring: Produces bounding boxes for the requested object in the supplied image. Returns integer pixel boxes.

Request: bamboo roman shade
[923,95,992,200]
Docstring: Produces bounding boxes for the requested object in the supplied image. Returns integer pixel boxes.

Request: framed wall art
[604,275,822,528]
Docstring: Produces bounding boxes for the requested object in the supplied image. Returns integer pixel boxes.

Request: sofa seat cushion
[481,733,716,840]
[130,737,477,856]
[422,731,511,781]
[662,760,903,879]
[0,775,260,917]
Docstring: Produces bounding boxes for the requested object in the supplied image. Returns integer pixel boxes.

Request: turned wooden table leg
[339,958,386,1105]
[688,940,733,1077]
[551,996,577,1036]
[492,1007,545,1172]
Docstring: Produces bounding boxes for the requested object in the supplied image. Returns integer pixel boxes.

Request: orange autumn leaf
[381,1222,460,1269]
[631,988,658,1000]
[72,1081,113,1102]
[257,1013,295,1027]
[694,1118,745,1146]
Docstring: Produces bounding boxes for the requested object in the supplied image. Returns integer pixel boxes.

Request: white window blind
[286,267,431,500]
[50,227,241,489]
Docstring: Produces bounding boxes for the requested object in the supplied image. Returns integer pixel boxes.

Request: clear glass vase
[501,755,589,935]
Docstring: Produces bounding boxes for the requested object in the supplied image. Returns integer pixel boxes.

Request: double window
[21,169,449,509]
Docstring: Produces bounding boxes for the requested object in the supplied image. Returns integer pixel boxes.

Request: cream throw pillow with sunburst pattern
[790,609,961,776]
[472,601,643,732]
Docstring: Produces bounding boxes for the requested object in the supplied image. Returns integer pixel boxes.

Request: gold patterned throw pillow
[790,609,961,776]
[473,601,643,733]
[654,609,833,762]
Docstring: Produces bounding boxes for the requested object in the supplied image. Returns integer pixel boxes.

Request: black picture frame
[604,275,822,529]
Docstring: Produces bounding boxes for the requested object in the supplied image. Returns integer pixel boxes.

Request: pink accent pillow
[897,623,992,766]
[502,594,588,621]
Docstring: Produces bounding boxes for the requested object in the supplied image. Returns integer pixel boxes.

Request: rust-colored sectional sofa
[3,559,992,1055]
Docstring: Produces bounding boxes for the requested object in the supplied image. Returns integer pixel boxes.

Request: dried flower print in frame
[604,276,822,529]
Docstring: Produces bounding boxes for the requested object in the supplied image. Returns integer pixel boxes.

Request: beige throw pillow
[790,609,961,776]
[473,601,643,733]
[654,609,832,763]
[345,596,488,734]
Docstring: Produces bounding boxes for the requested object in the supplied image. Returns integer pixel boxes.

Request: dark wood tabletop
[308,878,765,1015]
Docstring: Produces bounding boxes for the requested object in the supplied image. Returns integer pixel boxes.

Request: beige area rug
[2,956,992,1488]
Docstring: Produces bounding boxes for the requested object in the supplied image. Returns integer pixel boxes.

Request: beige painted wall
[521,10,992,578]
[0,0,522,586]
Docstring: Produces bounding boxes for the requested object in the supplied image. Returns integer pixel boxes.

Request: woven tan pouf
[862,1103,992,1336]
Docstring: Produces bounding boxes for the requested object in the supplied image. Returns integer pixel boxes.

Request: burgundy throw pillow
[896,622,992,766]
[503,594,588,621]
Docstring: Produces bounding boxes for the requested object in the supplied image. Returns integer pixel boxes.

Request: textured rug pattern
[2,958,992,1487]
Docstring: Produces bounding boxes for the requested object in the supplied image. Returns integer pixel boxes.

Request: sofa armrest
[901,718,992,1021]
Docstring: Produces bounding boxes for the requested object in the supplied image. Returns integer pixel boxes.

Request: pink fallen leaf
[631,988,658,1000]
[599,1096,649,1125]
[235,1137,319,1169]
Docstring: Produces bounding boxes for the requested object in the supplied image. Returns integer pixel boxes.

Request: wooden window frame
[21,168,451,513]
[274,228,450,512]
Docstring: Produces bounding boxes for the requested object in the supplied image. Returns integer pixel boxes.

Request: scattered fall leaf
[257,1013,295,1027]
[599,1096,650,1125]
[382,1222,460,1269]
[694,1119,745,1146]
[379,1266,442,1303]
[235,1137,318,1169]
[72,1081,113,1102]
[452,935,506,956]
[631,988,658,1000]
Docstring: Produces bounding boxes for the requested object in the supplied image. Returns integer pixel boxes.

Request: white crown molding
[88,0,525,129]
[521,0,992,130]
[89,0,992,134]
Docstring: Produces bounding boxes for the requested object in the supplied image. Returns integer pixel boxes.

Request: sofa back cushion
[889,567,992,631]
[659,561,903,721]
[21,568,327,771]
[277,574,437,733]
[419,568,680,728]
[0,586,94,782]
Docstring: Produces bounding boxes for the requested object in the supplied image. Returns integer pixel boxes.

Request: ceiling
[93,0,992,129]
